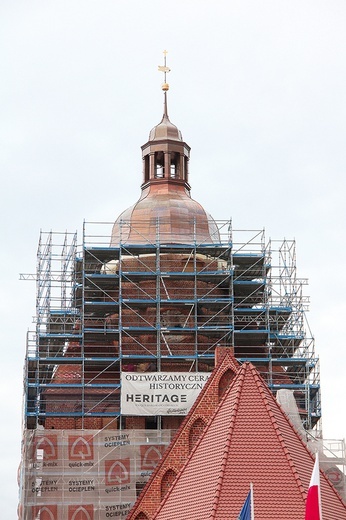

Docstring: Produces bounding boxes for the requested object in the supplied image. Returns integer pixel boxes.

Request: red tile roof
[150,362,346,519]
[127,347,239,519]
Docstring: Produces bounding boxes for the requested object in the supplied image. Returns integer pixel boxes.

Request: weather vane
[158,50,170,91]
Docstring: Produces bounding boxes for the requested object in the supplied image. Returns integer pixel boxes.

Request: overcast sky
[1,1,346,516]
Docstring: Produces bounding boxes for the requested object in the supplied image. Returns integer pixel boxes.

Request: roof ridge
[209,364,247,519]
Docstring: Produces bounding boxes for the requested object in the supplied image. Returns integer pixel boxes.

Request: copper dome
[111,182,219,245]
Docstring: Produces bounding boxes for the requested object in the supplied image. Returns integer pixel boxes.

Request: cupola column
[164,152,171,179]
[149,152,156,180]
[179,154,185,181]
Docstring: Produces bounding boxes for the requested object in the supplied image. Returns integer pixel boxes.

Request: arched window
[188,417,206,452]
[161,468,177,499]
[218,369,235,402]
[135,513,149,520]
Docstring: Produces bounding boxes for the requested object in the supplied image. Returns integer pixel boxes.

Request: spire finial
[158,50,170,117]
[158,50,170,89]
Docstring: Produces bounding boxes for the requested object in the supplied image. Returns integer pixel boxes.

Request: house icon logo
[68,505,94,520]
[32,505,57,520]
[140,444,164,470]
[105,458,131,485]
[68,435,94,461]
[35,435,58,460]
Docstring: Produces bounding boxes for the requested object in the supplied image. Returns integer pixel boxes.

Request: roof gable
[127,348,239,519]
[152,363,346,520]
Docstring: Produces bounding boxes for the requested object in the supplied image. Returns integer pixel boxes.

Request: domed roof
[149,113,183,142]
[111,183,220,246]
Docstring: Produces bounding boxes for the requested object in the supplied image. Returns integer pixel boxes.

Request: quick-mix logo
[32,505,57,520]
[68,505,94,520]
[140,445,164,472]
[105,458,131,492]
[68,435,94,468]
[35,435,58,464]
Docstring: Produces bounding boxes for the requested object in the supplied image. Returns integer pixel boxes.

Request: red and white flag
[305,452,323,520]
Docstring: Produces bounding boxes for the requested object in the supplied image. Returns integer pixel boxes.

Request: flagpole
[250,482,254,520]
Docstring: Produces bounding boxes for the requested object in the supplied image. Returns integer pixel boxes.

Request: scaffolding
[22,220,321,432]
[307,434,346,501]
[19,220,332,518]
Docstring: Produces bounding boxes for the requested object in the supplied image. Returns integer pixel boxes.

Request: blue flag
[238,489,252,520]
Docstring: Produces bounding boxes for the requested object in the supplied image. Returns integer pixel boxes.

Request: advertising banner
[22,429,171,519]
[121,372,210,415]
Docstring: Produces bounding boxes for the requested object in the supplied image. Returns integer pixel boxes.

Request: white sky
[1,0,346,516]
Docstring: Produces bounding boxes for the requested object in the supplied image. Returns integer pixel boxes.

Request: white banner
[121,372,210,416]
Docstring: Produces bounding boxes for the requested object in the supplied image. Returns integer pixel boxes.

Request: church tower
[19,56,323,519]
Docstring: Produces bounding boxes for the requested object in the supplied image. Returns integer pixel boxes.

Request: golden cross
[158,50,170,83]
